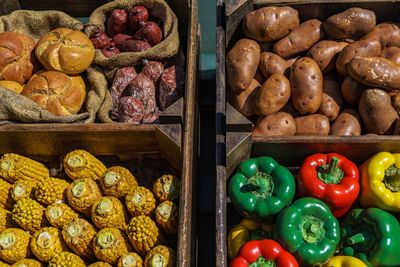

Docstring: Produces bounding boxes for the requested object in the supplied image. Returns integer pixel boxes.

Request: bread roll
[21,71,86,116]
[35,28,95,74]
[0,80,24,93]
[0,32,36,84]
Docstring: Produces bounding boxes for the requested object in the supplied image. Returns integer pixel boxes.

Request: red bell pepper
[230,239,298,267]
[297,153,359,217]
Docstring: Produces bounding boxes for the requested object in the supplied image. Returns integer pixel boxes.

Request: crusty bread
[35,28,95,74]
[22,71,86,116]
[0,80,24,93]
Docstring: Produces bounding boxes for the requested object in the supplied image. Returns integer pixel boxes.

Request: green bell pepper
[274,197,340,266]
[341,208,400,267]
[229,156,295,219]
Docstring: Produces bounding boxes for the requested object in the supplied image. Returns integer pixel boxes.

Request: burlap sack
[0,10,109,123]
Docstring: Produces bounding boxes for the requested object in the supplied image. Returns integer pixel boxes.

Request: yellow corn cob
[144,245,176,267]
[12,198,46,234]
[125,187,156,217]
[100,166,138,198]
[62,218,96,260]
[117,252,143,267]
[155,201,178,236]
[152,175,179,202]
[35,178,69,206]
[0,179,13,210]
[0,209,17,232]
[126,215,165,256]
[0,154,49,184]
[48,252,85,267]
[66,178,102,215]
[45,203,78,229]
[0,261,8,267]
[93,228,131,264]
[88,262,112,267]
[11,259,43,267]
[30,227,66,262]
[11,179,36,202]
[63,150,106,181]
[0,228,31,263]
[91,197,127,230]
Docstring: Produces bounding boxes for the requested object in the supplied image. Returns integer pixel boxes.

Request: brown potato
[323,7,376,39]
[290,57,323,114]
[255,74,291,116]
[358,88,398,134]
[273,19,324,59]
[341,76,364,107]
[232,79,260,118]
[330,109,362,136]
[253,112,296,136]
[318,77,343,121]
[362,23,400,49]
[348,57,400,90]
[258,52,288,78]
[380,47,400,65]
[243,6,299,42]
[336,39,381,76]
[295,114,330,135]
[226,39,260,92]
[307,40,348,72]
[389,90,400,115]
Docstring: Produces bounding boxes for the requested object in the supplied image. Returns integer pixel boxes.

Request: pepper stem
[347,233,366,245]
[384,165,400,192]
[242,172,274,199]
[300,215,325,243]
[249,256,276,267]
[317,157,344,184]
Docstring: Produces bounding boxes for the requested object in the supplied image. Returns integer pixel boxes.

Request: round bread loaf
[21,71,86,116]
[35,28,95,74]
[0,32,36,84]
[0,80,24,93]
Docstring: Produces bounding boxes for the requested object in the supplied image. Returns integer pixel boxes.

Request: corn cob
[100,166,138,198]
[30,227,66,262]
[63,150,106,181]
[117,252,143,267]
[0,228,31,263]
[0,179,13,210]
[93,228,131,264]
[11,259,43,267]
[88,262,113,267]
[35,178,69,206]
[144,245,176,267]
[48,251,85,267]
[155,201,178,236]
[0,154,49,184]
[125,187,156,217]
[12,198,46,234]
[152,175,179,202]
[45,203,78,229]
[62,218,96,260]
[66,178,102,215]
[91,197,128,230]
[0,209,17,232]
[0,261,8,267]
[10,179,36,202]
[126,215,165,256]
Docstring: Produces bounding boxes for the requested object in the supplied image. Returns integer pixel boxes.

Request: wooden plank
[226,103,252,132]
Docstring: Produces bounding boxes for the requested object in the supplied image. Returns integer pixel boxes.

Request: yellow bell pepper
[227,218,272,260]
[323,256,367,267]
[359,152,400,212]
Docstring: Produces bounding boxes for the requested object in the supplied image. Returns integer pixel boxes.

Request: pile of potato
[227,6,400,136]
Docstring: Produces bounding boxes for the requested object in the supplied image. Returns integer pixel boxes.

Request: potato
[273,19,324,59]
[336,39,381,76]
[348,57,400,90]
[232,79,260,118]
[318,77,343,121]
[253,112,296,136]
[323,7,376,39]
[330,109,362,136]
[243,6,299,42]
[295,114,330,135]
[290,57,323,114]
[341,76,364,107]
[380,47,400,65]
[258,52,288,78]
[362,23,400,49]
[255,74,291,116]
[389,90,400,115]
[358,88,398,134]
[226,39,260,92]
[307,40,348,72]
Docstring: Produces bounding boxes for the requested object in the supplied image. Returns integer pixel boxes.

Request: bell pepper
[297,153,359,217]
[230,239,298,267]
[341,207,400,267]
[229,157,295,219]
[359,152,400,212]
[274,197,340,266]
[323,256,367,267]
[228,219,273,260]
